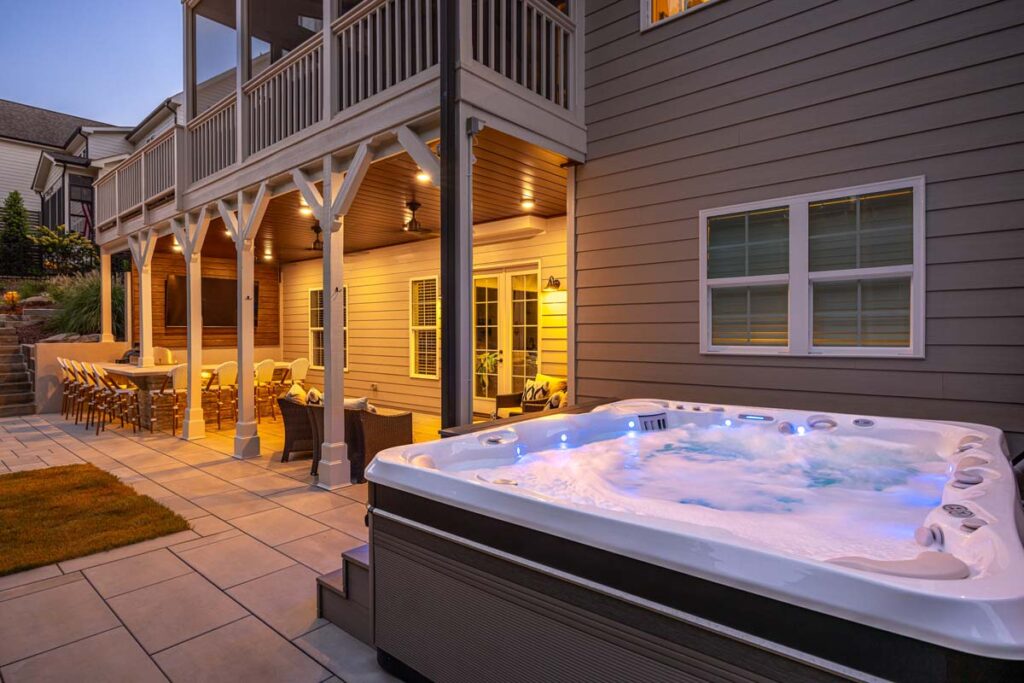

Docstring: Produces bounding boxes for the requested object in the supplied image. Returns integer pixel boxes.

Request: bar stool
[149,365,188,434]
[204,361,238,430]
[254,359,277,422]
[94,366,140,434]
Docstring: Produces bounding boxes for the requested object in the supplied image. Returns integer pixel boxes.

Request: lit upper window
[645,0,716,29]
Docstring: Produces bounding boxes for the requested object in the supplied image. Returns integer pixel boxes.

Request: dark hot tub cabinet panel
[368,485,1023,683]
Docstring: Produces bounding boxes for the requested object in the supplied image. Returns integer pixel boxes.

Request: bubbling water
[457,423,950,561]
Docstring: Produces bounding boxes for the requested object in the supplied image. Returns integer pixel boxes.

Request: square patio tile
[83,549,193,598]
[295,623,397,682]
[312,502,368,542]
[189,514,234,536]
[226,564,324,639]
[268,487,351,516]
[200,459,268,481]
[0,564,61,592]
[175,534,295,588]
[277,530,363,575]
[232,472,307,496]
[0,577,119,665]
[231,507,329,547]
[107,572,247,654]
[161,473,239,499]
[334,483,368,504]
[57,530,199,573]
[193,489,278,519]
[154,616,329,683]
[0,627,166,683]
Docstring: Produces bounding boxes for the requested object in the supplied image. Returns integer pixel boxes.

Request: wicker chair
[306,404,413,483]
[277,397,315,461]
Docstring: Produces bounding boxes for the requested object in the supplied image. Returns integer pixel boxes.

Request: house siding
[281,217,568,415]
[576,0,1024,447]
[0,138,44,212]
[88,131,132,160]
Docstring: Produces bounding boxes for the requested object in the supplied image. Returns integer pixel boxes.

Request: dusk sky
[0,1,183,126]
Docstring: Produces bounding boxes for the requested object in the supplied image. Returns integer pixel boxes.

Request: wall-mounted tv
[164,275,259,328]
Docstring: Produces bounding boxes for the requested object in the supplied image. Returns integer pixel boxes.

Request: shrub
[30,225,98,276]
[0,192,38,277]
[45,272,124,337]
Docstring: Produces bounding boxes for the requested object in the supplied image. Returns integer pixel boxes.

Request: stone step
[0,403,34,418]
[0,355,24,365]
[0,345,21,354]
[0,392,34,407]
[316,543,371,646]
[0,372,29,384]
[0,363,26,374]
[0,382,31,395]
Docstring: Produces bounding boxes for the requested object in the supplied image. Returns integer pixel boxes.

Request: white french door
[473,267,540,415]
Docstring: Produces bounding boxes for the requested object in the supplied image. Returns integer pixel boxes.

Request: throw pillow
[343,397,369,410]
[522,378,550,403]
[545,390,567,410]
[306,388,324,405]
[285,383,306,403]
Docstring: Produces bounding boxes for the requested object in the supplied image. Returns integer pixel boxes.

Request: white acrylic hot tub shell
[365,400,1024,660]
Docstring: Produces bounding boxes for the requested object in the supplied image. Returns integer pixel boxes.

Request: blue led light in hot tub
[560,433,568,443]
[627,420,636,430]
[724,419,733,427]
[797,425,807,435]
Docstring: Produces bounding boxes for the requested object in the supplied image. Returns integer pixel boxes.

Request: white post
[124,270,133,347]
[292,146,373,488]
[99,249,114,343]
[172,209,211,440]
[218,185,269,459]
[127,230,157,367]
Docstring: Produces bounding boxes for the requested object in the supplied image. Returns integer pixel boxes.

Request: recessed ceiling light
[415,169,431,183]
[263,252,273,261]
[521,197,535,210]
[299,206,314,217]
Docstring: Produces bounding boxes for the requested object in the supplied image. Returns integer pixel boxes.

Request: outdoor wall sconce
[311,223,323,251]
[543,275,561,292]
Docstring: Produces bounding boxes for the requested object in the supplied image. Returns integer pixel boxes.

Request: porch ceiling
[155,128,568,263]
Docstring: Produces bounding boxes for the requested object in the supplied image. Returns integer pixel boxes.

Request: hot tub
[365,400,1024,682]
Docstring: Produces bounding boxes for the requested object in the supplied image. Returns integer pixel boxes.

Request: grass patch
[0,464,189,576]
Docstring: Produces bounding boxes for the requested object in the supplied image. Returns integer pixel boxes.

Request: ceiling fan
[402,201,437,238]
[277,222,325,260]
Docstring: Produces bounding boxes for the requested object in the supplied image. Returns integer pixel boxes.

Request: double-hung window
[699,177,925,357]
[309,286,347,370]
[643,0,718,30]
[410,277,440,379]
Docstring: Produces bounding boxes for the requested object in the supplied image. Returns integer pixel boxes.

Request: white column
[218,185,269,459]
[99,249,114,343]
[318,210,350,488]
[128,230,157,367]
[293,147,373,489]
[172,209,211,440]
[235,236,258,456]
[124,270,133,347]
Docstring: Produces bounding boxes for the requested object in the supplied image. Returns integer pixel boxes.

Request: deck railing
[188,95,236,183]
[95,128,179,230]
[471,0,574,110]
[333,0,439,112]
[244,38,323,155]
[94,173,117,228]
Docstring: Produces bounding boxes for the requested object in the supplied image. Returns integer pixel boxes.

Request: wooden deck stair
[0,327,34,418]
[316,543,371,646]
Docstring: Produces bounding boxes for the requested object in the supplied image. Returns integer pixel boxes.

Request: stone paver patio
[0,414,396,683]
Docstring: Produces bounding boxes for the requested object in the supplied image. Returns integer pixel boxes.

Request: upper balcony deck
[94,0,583,246]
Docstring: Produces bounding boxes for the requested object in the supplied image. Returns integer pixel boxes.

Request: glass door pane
[473,276,500,400]
[509,272,539,394]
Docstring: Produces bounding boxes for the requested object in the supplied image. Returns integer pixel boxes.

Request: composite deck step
[0,392,34,407]
[0,404,35,418]
[317,543,372,646]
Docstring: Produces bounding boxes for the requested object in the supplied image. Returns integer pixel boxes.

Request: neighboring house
[90,0,1023,479]
[0,98,114,229]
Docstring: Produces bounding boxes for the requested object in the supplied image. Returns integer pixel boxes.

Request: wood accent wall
[131,251,280,349]
[281,217,568,415]
[576,0,1024,446]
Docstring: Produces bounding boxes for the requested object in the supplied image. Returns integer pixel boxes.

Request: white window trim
[308,287,324,370]
[640,0,725,32]
[698,176,926,358]
[308,285,348,372]
[409,275,440,380]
